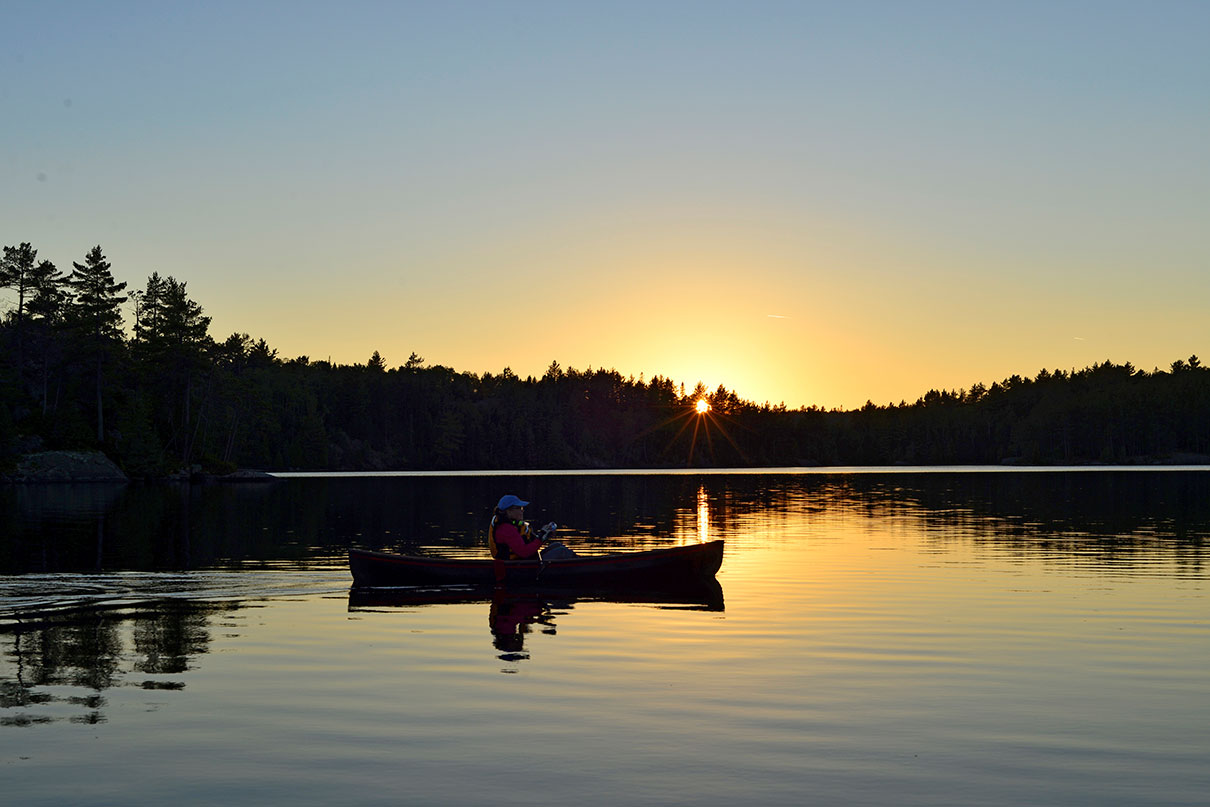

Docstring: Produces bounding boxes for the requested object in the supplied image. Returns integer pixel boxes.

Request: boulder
[6,450,129,483]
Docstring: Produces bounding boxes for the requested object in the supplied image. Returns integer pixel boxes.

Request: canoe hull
[349,540,724,589]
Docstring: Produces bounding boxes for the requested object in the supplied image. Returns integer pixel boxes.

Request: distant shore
[3,449,1207,484]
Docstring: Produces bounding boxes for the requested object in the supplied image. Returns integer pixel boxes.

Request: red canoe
[349,540,724,589]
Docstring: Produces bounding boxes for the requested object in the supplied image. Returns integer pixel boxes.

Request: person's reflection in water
[489,590,556,665]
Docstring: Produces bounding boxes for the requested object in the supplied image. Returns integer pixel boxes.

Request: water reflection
[488,592,550,661]
[3,471,1208,807]
[0,601,232,727]
[347,582,724,668]
[6,471,1207,575]
[3,469,1209,722]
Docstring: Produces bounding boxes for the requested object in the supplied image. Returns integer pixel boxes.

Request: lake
[2,468,1209,806]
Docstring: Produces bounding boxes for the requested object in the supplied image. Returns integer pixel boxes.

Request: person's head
[496,494,529,520]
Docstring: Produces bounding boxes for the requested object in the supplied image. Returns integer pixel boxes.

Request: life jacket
[488,514,533,560]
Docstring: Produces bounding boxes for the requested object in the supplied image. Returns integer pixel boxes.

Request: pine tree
[1,242,38,379]
[132,273,212,462]
[24,258,68,414]
[66,245,127,442]
[131,272,168,348]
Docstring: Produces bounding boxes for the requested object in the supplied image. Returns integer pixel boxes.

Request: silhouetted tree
[66,246,127,443]
[130,274,212,463]
[1,242,39,381]
[21,256,69,415]
[4,233,1209,473]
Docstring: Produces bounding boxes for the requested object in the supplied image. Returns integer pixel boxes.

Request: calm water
[2,469,1209,806]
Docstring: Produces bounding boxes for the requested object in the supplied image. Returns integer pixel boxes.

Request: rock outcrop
[3,451,129,483]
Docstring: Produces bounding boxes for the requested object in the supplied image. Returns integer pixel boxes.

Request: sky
[3,1,1207,409]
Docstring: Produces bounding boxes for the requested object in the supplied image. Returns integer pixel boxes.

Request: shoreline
[3,449,1208,483]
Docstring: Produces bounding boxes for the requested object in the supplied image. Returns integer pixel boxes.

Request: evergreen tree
[1,242,38,379]
[24,257,69,415]
[1,243,37,320]
[66,245,127,442]
[25,259,68,322]
[132,273,212,463]
[131,272,168,346]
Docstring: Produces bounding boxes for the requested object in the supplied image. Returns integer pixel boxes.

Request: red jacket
[489,517,543,560]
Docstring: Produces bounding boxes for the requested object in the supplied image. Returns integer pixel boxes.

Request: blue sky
[4,1,1207,407]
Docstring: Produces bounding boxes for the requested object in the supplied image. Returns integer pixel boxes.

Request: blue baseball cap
[497,494,529,510]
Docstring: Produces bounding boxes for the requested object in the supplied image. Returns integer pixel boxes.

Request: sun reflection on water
[697,485,709,544]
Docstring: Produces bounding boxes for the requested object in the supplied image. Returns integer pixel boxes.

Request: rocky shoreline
[3,450,129,483]
[0,451,277,484]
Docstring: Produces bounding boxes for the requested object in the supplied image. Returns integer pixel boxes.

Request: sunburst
[640,396,746,466]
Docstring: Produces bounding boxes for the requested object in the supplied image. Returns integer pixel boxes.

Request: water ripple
[0,570,349,626]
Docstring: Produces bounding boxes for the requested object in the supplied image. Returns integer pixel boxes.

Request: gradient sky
[4,1,1207,409]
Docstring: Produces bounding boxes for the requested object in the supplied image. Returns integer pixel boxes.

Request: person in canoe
[489,494,577,560]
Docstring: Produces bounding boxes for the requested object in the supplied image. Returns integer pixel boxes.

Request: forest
[2,241,1209,476]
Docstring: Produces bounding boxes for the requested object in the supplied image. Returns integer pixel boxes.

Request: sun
[695,398,711,414]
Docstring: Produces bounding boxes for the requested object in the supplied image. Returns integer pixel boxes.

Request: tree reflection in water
[5,470,1208,723]
[1,601,233,727]
[5,472,1210,576]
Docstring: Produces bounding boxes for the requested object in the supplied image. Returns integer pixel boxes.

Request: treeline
[2,240,1208,475]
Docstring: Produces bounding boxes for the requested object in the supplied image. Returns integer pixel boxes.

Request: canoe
[348,539,724,589]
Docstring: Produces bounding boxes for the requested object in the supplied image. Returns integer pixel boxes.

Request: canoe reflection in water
[348,540,725,663]
[347,581,724,664]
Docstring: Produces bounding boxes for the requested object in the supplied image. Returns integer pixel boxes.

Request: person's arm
[495,522,543,559]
